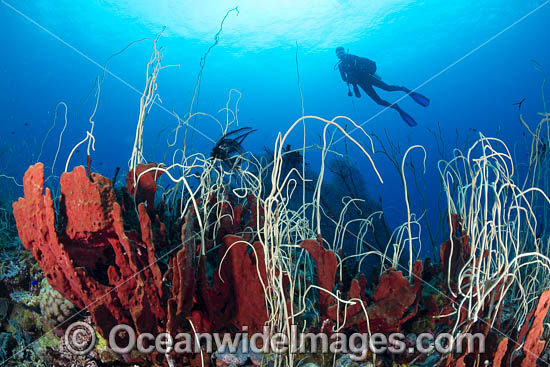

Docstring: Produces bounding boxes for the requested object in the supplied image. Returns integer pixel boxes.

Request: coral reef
[6,135,550,367]
[0,203,51,366]
[10,161,436,366]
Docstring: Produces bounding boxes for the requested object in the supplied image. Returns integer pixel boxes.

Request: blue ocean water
[1,0,549,257]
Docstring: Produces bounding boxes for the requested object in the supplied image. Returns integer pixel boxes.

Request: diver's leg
[367,75,409,92]
[367,75,430,107]
[359,83,418,126]
[359,83,394,107]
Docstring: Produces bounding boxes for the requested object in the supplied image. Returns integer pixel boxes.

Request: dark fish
[512,98,526,111]
[211,127,257,168]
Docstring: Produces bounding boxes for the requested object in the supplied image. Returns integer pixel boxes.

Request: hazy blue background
[1,0,549,256]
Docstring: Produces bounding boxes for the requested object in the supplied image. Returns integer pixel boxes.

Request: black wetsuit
[338,53,410,108]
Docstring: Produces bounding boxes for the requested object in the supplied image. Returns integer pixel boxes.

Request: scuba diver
[335,46,430,127]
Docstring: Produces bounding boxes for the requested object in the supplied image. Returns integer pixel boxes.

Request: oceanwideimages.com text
[65,322,485,359]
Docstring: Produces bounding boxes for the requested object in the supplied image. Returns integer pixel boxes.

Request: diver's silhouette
[335,47,430,127]
[512,98,526,111]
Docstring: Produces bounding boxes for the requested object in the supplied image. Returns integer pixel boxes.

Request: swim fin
[398,109,418,127]
[409,91,430,107]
